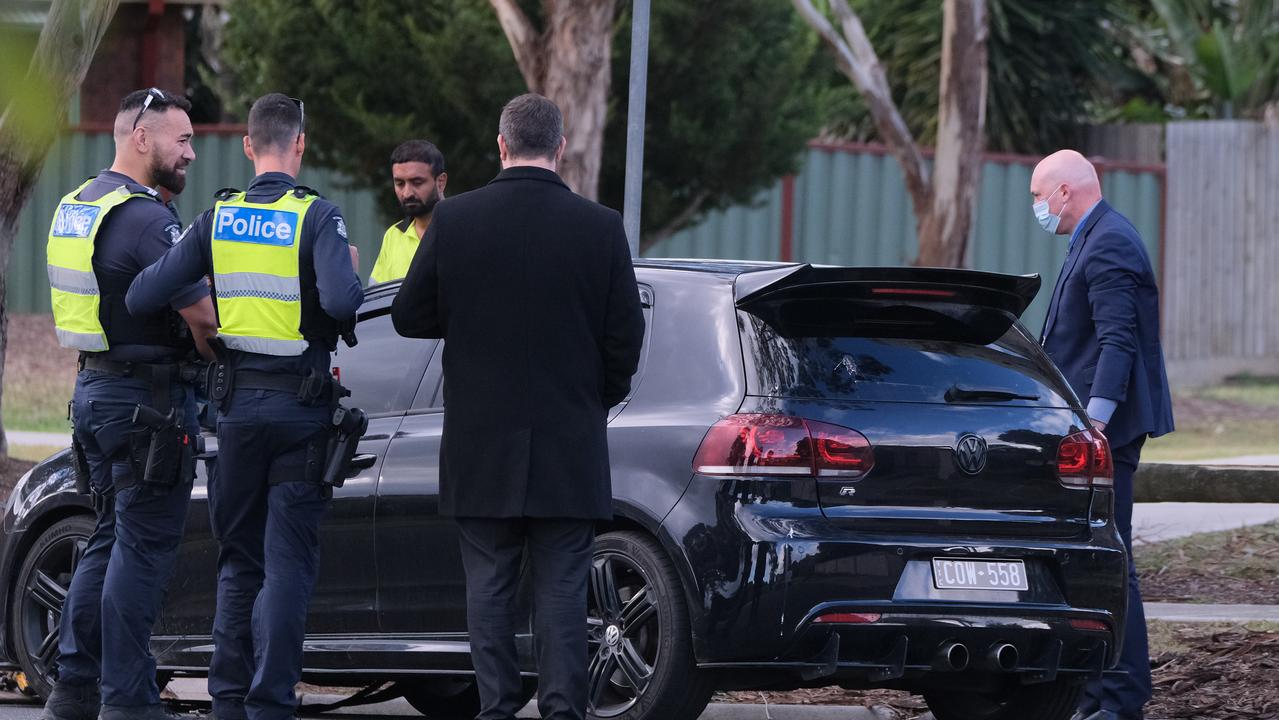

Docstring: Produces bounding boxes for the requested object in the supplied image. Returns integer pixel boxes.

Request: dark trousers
[58,370,196,708]
[457,517,595,720]
[1082,435,1151,719]
[207,390,330,720]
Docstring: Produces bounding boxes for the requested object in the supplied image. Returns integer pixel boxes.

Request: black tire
[587,531,713,720]
[10,515,96,699]
[402,677,535,719]
[924,676,1084,720]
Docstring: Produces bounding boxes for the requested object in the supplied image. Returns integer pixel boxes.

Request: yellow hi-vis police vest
[210,190,318,356]
[46,180,153,351]
[369,219,421,285]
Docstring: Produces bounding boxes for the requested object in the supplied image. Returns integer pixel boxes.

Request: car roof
[632,258,802,275]
[364,259,802,300]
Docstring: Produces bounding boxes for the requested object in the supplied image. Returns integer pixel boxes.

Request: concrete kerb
[1136,462,1279,503]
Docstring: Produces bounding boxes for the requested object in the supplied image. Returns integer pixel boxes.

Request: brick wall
[79,3,186,123]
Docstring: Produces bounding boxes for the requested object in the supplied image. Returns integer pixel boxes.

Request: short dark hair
[119,88,191,120]
[498,93,563,161]
[390,139,446,176]
[247,93,303,153]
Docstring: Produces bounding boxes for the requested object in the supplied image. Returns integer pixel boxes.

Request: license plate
[932,558,1028,591]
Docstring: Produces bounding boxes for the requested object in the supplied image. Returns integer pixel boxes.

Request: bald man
[1031,150,1174,720]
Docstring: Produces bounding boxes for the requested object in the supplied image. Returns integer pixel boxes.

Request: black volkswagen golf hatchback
[0,261,1126,720]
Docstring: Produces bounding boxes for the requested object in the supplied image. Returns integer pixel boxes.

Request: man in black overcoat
[391,93,645,720]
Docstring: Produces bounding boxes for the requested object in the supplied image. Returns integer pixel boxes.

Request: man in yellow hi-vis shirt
[368,139,447,284]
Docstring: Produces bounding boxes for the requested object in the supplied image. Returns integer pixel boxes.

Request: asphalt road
[0,696,893,720]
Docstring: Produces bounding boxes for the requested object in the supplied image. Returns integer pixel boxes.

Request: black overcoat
[391,166,645,519]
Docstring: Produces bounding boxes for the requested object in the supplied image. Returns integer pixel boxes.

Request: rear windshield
[739,312,1076,407]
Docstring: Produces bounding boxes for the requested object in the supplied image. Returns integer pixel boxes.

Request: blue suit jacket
[1041,200,1175,449]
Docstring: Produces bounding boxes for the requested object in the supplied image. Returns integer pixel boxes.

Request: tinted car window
[741,313,1073,406]
[332,311,434,415]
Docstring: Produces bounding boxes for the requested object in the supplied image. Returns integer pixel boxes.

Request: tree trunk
[489,0,617,200]
[915,0,988,268]
[0,0,121,456]
[792,0,987,269]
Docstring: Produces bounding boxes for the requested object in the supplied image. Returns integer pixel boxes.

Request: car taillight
[693,414,873,478]
[1057,428,1113,487]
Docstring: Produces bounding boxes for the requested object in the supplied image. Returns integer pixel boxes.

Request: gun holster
[128,404,196,490]
[320,406,368,494]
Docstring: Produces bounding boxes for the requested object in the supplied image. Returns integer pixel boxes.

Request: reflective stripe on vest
[210,191,316,356]
[46,180,152,352]
[369,220,421,285]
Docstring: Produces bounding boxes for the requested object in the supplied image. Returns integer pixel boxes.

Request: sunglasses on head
[131,87,166,130]
[289,96,305,139]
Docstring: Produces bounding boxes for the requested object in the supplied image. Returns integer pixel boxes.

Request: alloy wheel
[20,531,86,683]
[586,551,661,717]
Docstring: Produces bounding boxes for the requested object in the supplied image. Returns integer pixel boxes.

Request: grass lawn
[3,315,77,433]
[1143,419,1279,461]
[1143,374,1279,462]
[5,444,68,463]
[1196,374,1279,407]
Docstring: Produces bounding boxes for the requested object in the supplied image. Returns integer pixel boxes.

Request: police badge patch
[166,224,182,245]
[334,216,348,239]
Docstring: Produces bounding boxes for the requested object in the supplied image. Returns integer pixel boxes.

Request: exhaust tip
[933,641,970,672]
[988,643,1018,672]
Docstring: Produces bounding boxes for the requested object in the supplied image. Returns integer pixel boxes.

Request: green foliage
[221,0,823,237]
[603,0,823,239]
[1132,0,1279,118]
[0,24,58,149]
[816,0,1139,154]
[222,0,524,208]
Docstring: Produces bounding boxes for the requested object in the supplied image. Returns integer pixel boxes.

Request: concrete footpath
[1145,603,1279,623]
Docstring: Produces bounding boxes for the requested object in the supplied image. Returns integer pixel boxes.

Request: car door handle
[347,453,378,475]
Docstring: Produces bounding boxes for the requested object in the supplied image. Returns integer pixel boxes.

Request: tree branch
[488,0,544,91]
[639,190,710,254]
[790,0,931,213]
[0,0,120,184]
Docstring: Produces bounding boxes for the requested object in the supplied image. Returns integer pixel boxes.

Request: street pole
[623,0,651,257]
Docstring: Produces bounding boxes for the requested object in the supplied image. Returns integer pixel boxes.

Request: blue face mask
[1033,185,1066,234]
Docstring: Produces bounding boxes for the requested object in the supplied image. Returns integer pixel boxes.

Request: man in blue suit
[1032,150,1175,720]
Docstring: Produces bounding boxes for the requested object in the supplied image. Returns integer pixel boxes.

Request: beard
[400,187,440,218]
[152,157,187,194]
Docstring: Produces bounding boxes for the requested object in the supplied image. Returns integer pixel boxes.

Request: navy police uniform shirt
[125,172,364,376]
[80,170,209,362]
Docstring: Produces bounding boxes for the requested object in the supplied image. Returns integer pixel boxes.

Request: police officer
[126,93,363,720]
[368,139,447,284]
[42,88,217,720]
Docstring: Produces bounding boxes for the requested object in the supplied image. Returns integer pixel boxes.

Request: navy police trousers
[57,370,197,708]
[1081,436,1152,719]
[207,389,330,720]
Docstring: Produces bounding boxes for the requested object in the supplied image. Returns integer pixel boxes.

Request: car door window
[331,310,435,416]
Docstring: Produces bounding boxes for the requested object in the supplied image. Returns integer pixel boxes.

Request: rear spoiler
[734,265,1042,343]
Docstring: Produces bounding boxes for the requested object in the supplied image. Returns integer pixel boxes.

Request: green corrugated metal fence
[648,144,1164,332]
[7,130,387,314]
[9,135,1162,335]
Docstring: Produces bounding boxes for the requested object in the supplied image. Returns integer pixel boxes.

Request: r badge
[954,434,988,475]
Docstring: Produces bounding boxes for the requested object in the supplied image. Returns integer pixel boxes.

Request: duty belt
[226,368,347,407]
[78,353,200,384]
